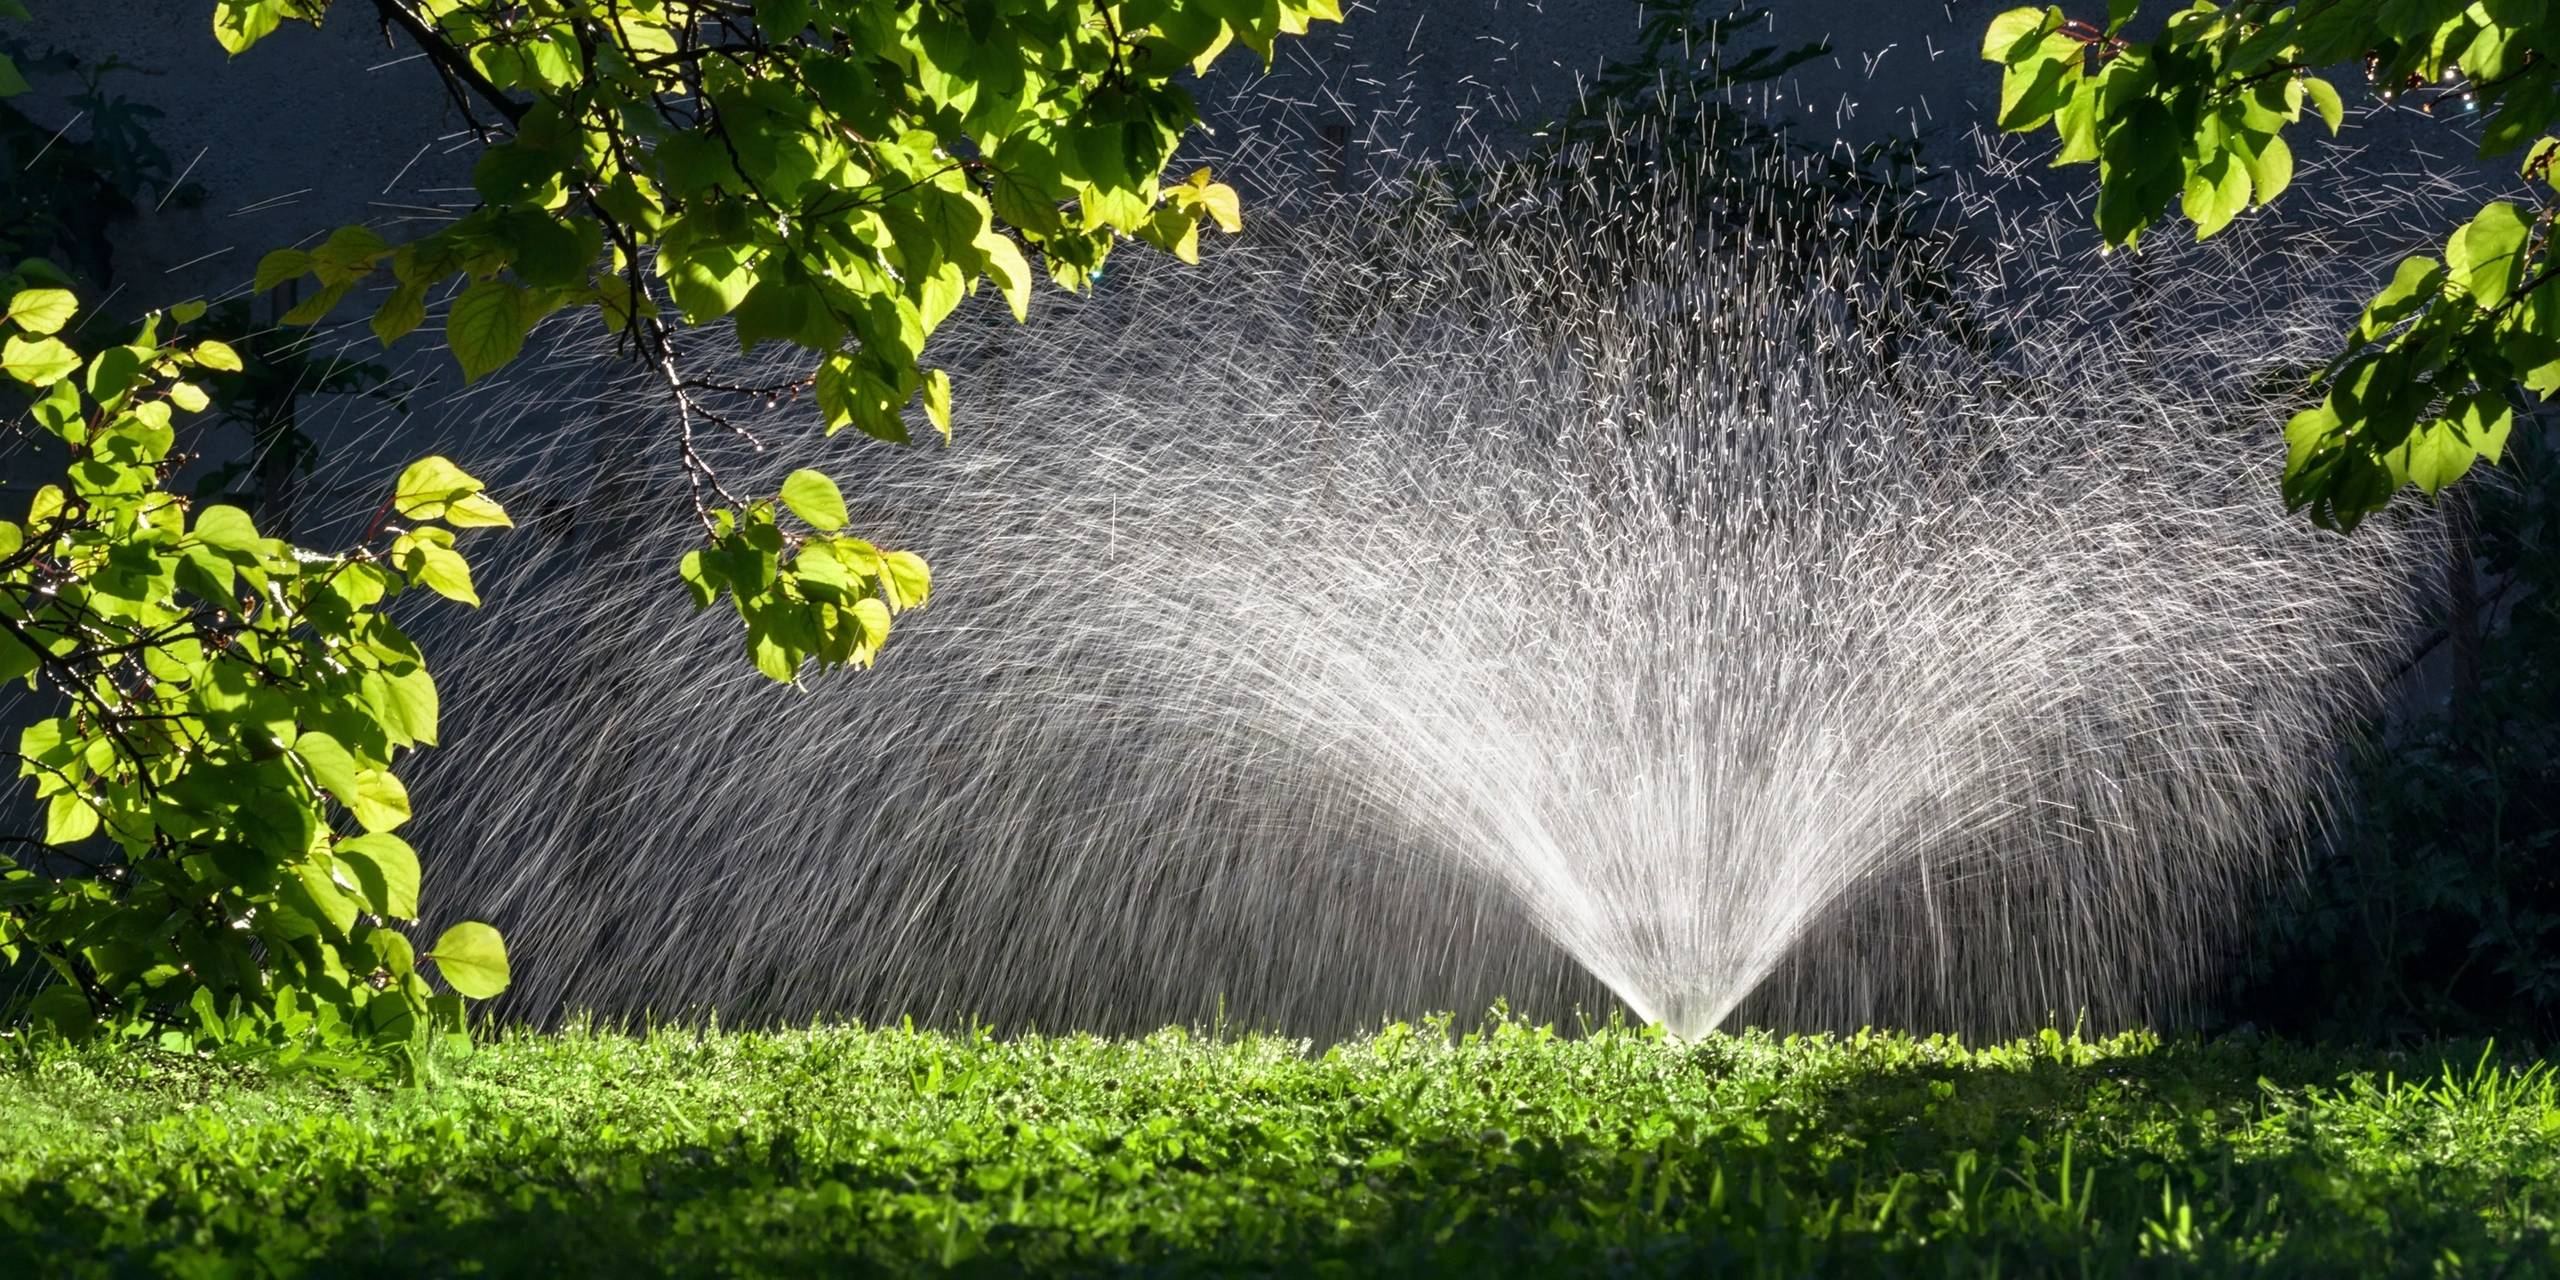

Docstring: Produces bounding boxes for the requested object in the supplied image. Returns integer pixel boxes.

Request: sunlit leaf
[780,469,849,532]
[5,288,78,335]
[427,922,510,998]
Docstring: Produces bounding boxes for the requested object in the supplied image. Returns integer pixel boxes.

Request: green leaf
[2356,256,2446,341]
[2181,156,2247,240]
[780,469,849,532]
[2401,419,2476,496]
[442,491,512,528]
[0,627,36,688]
[474,143,565,206]
[2052,82,2100,166]
[371,281,428,347]
[732,278,816,354]
[291,862,361,939]
[666,250,754,323]
[2,335,81,387]
[504,213,598,289]
[364,927,417,977]
[24,986,93,1037]
[0,52,28,98]
[447,279,529,384]
[815,352,910,443]
[2301,76,2344,135]
[212,0,285,54]
[192,339,244,372]
[192,504,262,553]
[44,792,97,845]
[980,231,1033,323]
[755,0,812,37]
[678,549,720,608]
[254,248,312,291]
[1996,38,2075,131]
[849,596,893,650]
[1194,180,1242,235]
[879,549,931,610]
[1981,8,2049,61]
[748,623,800,682]
[308,225,391,286]
[427,921,511,999]
[2283,398,2342,470]
[349,768,412,833]
[393,456,492,522]
[2240,134,2293,209]
[293,731,364,809]
[922,368,953,442]
[596,273,653,335]
[2526,137,2560,190]
[396,531,481,606]
[362,986,418,1042]
[2458,202,2531,308]
[367,667,441,748]
[793,539,864,603]
[5,288,78,335]
[281,282,351,326]
[2451,394,2516,467]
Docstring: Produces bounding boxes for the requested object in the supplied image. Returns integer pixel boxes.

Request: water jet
[346,134,2439,1042]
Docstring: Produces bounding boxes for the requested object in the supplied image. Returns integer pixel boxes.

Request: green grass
[4,1019,2557,1277]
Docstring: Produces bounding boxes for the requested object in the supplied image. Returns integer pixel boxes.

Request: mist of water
[343,131,2443,1041]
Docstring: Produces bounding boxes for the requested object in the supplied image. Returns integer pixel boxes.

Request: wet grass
[3,1018,2556,1277]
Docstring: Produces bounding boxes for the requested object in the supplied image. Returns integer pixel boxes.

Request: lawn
[3,1018,2556,1277]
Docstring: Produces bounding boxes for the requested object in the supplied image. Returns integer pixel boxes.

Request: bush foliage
[1984,2,2559,530]
[0,274,511,1076]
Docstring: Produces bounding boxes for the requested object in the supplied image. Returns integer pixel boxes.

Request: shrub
[0,272,510,1076]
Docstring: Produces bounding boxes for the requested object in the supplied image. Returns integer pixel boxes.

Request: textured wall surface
[11,2,469,302]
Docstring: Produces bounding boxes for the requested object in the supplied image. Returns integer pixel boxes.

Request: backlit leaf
[2458,201,2531,308]
[393,456,491,522]
[428,922,511,998]
[192,340,243,372]
[192,504,262,553]
[780,469,849,532]
[293,732,363,809]
[447,279,529,384]
[5,288,77,335]
[2301,76,2344,134]
[44,792,97,845]
[922,368,952,442]
[2,335,81,386]
[254,248,312,291]
[349,768,412,833]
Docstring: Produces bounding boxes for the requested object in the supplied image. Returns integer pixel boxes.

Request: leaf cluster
[216,0,1323,682]
[1984,2,2560,529]
[675,467,931,680]
[0,271,509,1077]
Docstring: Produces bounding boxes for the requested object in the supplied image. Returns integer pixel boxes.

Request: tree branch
[368,0,528,126]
